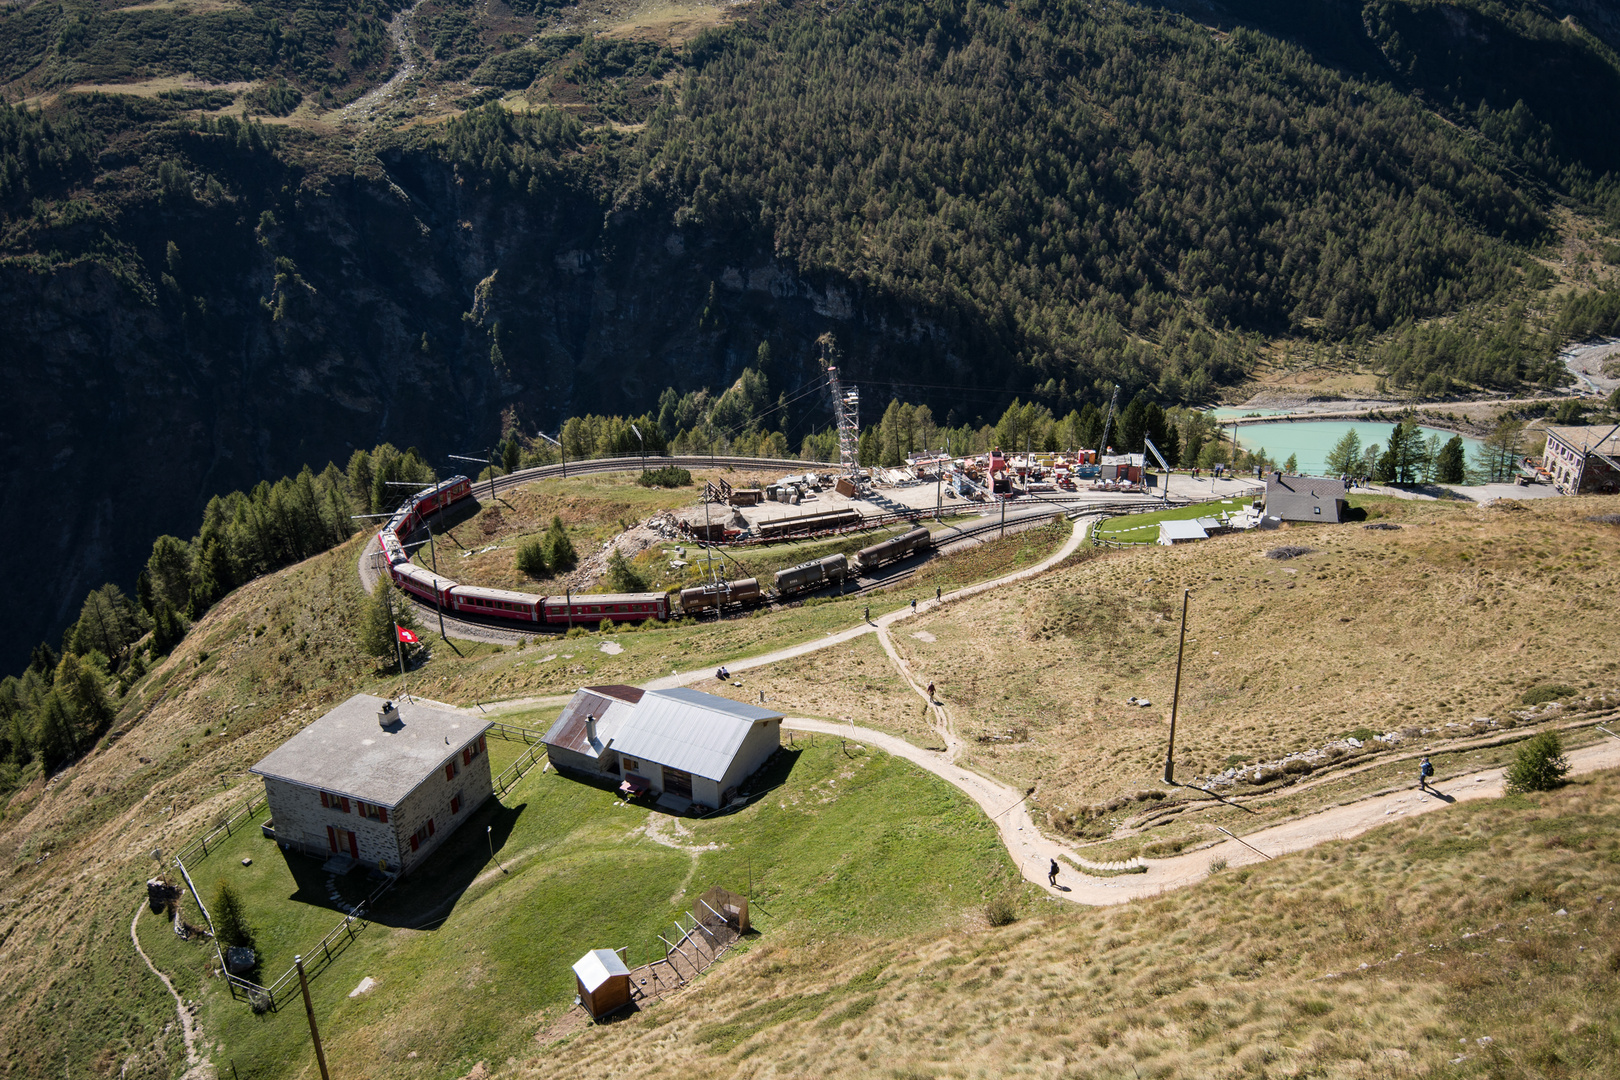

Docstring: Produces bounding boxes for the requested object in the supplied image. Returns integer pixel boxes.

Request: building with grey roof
[545,685,782,809]
[1542,424,1620,494]
[541,685,644,779]
[250,694,493,875]
[1263,473,1347,524]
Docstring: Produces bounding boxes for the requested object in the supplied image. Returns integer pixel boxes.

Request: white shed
[572,948,632,1019]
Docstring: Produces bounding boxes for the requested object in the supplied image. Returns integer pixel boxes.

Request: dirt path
[129,902,213,1079]
[640,514,1095,692]
[783,719,1620,905]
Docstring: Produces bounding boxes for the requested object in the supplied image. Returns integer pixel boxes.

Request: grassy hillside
[2,489,1618,1079]
[517,767,1620,1079]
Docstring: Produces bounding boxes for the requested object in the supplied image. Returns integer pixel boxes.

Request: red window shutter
[356,802,366,817]
[327,825,337,853]
[427,818,435,836]
[320,791,329,808]
[478,735,487,754]
[445,762,455,781]
[463,747,471,766]
[451,795,460,814]
[410,833,419,852]
[348,831,359,858]
[340,797,350,813]
[378,807,388,824]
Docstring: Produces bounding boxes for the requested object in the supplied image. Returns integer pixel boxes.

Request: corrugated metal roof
[1546,424,1620,457]
[542,687,640,757]
[249,694,490,806]
[572,949,630,993]
[1159,519,1208,541]
[612,688,783,781]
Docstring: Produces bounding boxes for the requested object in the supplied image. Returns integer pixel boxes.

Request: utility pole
[432,576,446,640]
[1164,589,1191,784]
[294,956,331,1080]
[631,423,645,475]
[449,453,496,501]
[537,431,565,477]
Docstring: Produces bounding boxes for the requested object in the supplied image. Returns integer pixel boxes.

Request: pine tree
[211,879,255,950]
[1324,430,1362,476]
[605,550,648,591]
[358,582,417,671]
[1284,453,1298,474]
[542,516,577,571]
[515,538,547,578]
[1436,436,1466,483]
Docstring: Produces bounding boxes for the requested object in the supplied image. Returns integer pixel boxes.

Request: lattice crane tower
[825,364,861,476]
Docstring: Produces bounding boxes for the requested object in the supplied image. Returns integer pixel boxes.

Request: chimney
[585,715,598,746]
[378,701,401,728]
[1273,470,1283,483]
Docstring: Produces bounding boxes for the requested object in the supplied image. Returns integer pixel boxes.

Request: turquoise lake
[1214,419,1484,476]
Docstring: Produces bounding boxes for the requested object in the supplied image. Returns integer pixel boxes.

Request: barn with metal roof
[541,685,644,779]
[546,686,783,810]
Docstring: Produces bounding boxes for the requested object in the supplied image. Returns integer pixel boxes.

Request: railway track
[365,454,1195,640]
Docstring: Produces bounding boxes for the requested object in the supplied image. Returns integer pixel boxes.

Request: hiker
[911,598,917,614]
[936,586,941,602]
[927,682,935,701]
[1048,858,1059,887]
[864,604,870,622]
[1419,756,1434,791]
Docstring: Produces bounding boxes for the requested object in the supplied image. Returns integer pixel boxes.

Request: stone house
[250,694,493,875]
[1263,473,1347,524]
[1542,424,1620,494]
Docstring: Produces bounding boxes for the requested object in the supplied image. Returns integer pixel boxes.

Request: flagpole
[387,589,410,702]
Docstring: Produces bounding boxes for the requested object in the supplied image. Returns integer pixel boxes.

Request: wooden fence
[172,792,268,867]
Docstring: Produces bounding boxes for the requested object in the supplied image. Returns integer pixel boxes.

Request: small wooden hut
[572,949,632,1020]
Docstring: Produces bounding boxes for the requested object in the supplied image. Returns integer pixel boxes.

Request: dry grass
[893,495,1620,830]
[512,770,1620,1079]
[703,634,940,747]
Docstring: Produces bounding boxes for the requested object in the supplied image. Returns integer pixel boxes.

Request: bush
[984,893,1019,927]
[1505,731,1570,793]
[1521,684,1576,706]
[598,619,613,633]
[515,538,548,578]
[638,466,693,487]
[1264,545,1314,560]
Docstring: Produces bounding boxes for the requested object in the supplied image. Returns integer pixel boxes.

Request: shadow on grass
[359,797,528,930]
[692,747,803,820]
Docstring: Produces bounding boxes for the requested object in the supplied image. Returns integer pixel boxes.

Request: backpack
[1421,760,1434,777]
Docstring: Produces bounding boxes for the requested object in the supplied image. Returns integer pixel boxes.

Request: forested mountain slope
[3,0,1619,668]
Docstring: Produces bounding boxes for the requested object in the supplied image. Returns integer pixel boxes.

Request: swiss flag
[396,625,420,644]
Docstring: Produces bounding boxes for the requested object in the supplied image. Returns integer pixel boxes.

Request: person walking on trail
[864,604,870,622]
[1048,858,1059,887]
[1419,756,1434,791]
[936,586,941,602]
[911,598,917,614]
[927,681,935,702]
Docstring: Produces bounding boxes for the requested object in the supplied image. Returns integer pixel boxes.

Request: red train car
[542,593,669,624]
[448,584,542,623]
[392,562,453,606]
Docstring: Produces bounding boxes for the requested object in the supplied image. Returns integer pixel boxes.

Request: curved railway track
[359,453,1187,642]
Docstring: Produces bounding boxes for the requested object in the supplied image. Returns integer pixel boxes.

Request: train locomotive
[375,475,669,627]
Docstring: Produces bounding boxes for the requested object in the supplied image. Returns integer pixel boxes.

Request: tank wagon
[679,578,763,613]
[773,554,849,595]
[854,527,934,572]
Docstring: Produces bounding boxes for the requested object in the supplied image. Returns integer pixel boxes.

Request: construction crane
[821,344,861,480]
[1095,385,1120,460]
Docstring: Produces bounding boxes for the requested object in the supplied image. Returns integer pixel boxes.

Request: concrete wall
[393,736,494,875]
[718,719,782,801]
[261,776,400,868]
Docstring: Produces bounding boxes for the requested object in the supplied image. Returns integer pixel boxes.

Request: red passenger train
[375,475,670,627]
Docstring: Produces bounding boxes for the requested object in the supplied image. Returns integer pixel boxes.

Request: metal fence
[172,791,268,867]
